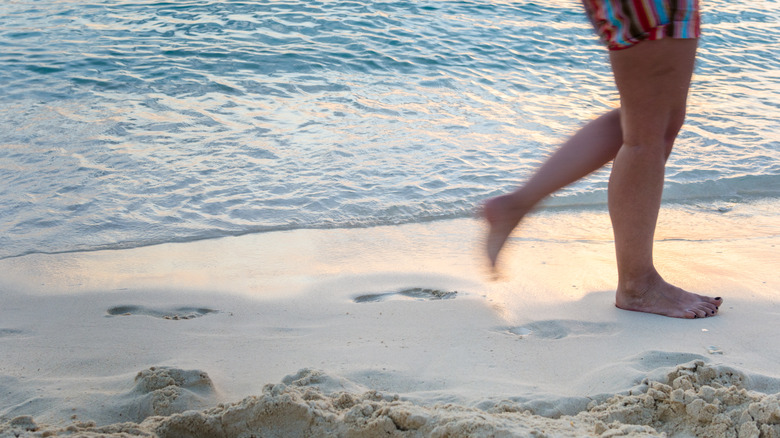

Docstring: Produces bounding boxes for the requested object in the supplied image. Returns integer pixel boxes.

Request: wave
[2,175,777,261]
[1,0,778,261]
[543,173,780,211]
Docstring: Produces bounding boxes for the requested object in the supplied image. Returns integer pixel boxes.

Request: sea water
[0,0,778,260]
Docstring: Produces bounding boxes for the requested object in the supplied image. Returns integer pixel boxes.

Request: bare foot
[481,194,531,268]
[616,272,723,319]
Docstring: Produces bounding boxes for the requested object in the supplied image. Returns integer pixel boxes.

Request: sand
[1,200,778,437]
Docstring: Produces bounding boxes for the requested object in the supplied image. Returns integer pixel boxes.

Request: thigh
[609,38,698,147]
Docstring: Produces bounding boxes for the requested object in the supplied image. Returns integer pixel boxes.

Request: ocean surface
[1,0,778,260]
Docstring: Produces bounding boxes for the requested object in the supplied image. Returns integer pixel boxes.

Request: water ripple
[0,0,778,258]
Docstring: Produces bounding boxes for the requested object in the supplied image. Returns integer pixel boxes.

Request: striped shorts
[581,0,700,50]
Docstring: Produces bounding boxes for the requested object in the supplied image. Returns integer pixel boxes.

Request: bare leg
[608,38,721,318]
[483,39,723,318]
[483,109,623,267]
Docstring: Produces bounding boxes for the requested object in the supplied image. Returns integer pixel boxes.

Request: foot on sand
[483,194,723,319]
[481,194,532,268]
[616,274,723,319]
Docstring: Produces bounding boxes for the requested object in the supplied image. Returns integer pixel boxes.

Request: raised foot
[481,194,529,268]
[615,276,723,319]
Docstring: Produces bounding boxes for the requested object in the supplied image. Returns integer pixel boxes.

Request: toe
[694,303,718,318]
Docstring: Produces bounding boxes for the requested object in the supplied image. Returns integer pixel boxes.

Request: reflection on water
[0,0,778,259]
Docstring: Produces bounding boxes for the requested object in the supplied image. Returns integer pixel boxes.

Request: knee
[619,106,687,160]
[663,112,687,159]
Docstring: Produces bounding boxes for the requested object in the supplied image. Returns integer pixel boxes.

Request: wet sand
[1,200,778,437]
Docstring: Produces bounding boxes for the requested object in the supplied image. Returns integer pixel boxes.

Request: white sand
[1,200,779,437]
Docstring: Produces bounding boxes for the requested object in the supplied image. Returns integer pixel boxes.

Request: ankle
[617,269,662,297]
[505,190,536,215]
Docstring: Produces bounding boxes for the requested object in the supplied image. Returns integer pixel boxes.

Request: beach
[2,201,779,437]
[1,0,779,436]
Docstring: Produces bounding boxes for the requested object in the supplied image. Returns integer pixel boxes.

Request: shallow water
[1,0,778,259]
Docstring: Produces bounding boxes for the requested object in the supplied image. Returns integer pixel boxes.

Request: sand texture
[1,203,778,437]
[2,362,779,437]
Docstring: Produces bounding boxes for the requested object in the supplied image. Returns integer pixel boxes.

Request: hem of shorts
[606,33,700,51]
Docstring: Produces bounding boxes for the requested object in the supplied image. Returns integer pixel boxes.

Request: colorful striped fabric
[581,0,700,50]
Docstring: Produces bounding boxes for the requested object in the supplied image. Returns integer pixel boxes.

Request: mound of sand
[583,361,780,437]
[122,366,218,422]
[2,361,778,438]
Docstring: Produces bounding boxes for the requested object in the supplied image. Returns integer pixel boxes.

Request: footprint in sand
[0,328,25,337]
[500,319,619,339]
[354,287,457,303]
[107,305,217,320]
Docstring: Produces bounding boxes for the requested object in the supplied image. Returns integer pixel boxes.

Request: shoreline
[1,204,778,436]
